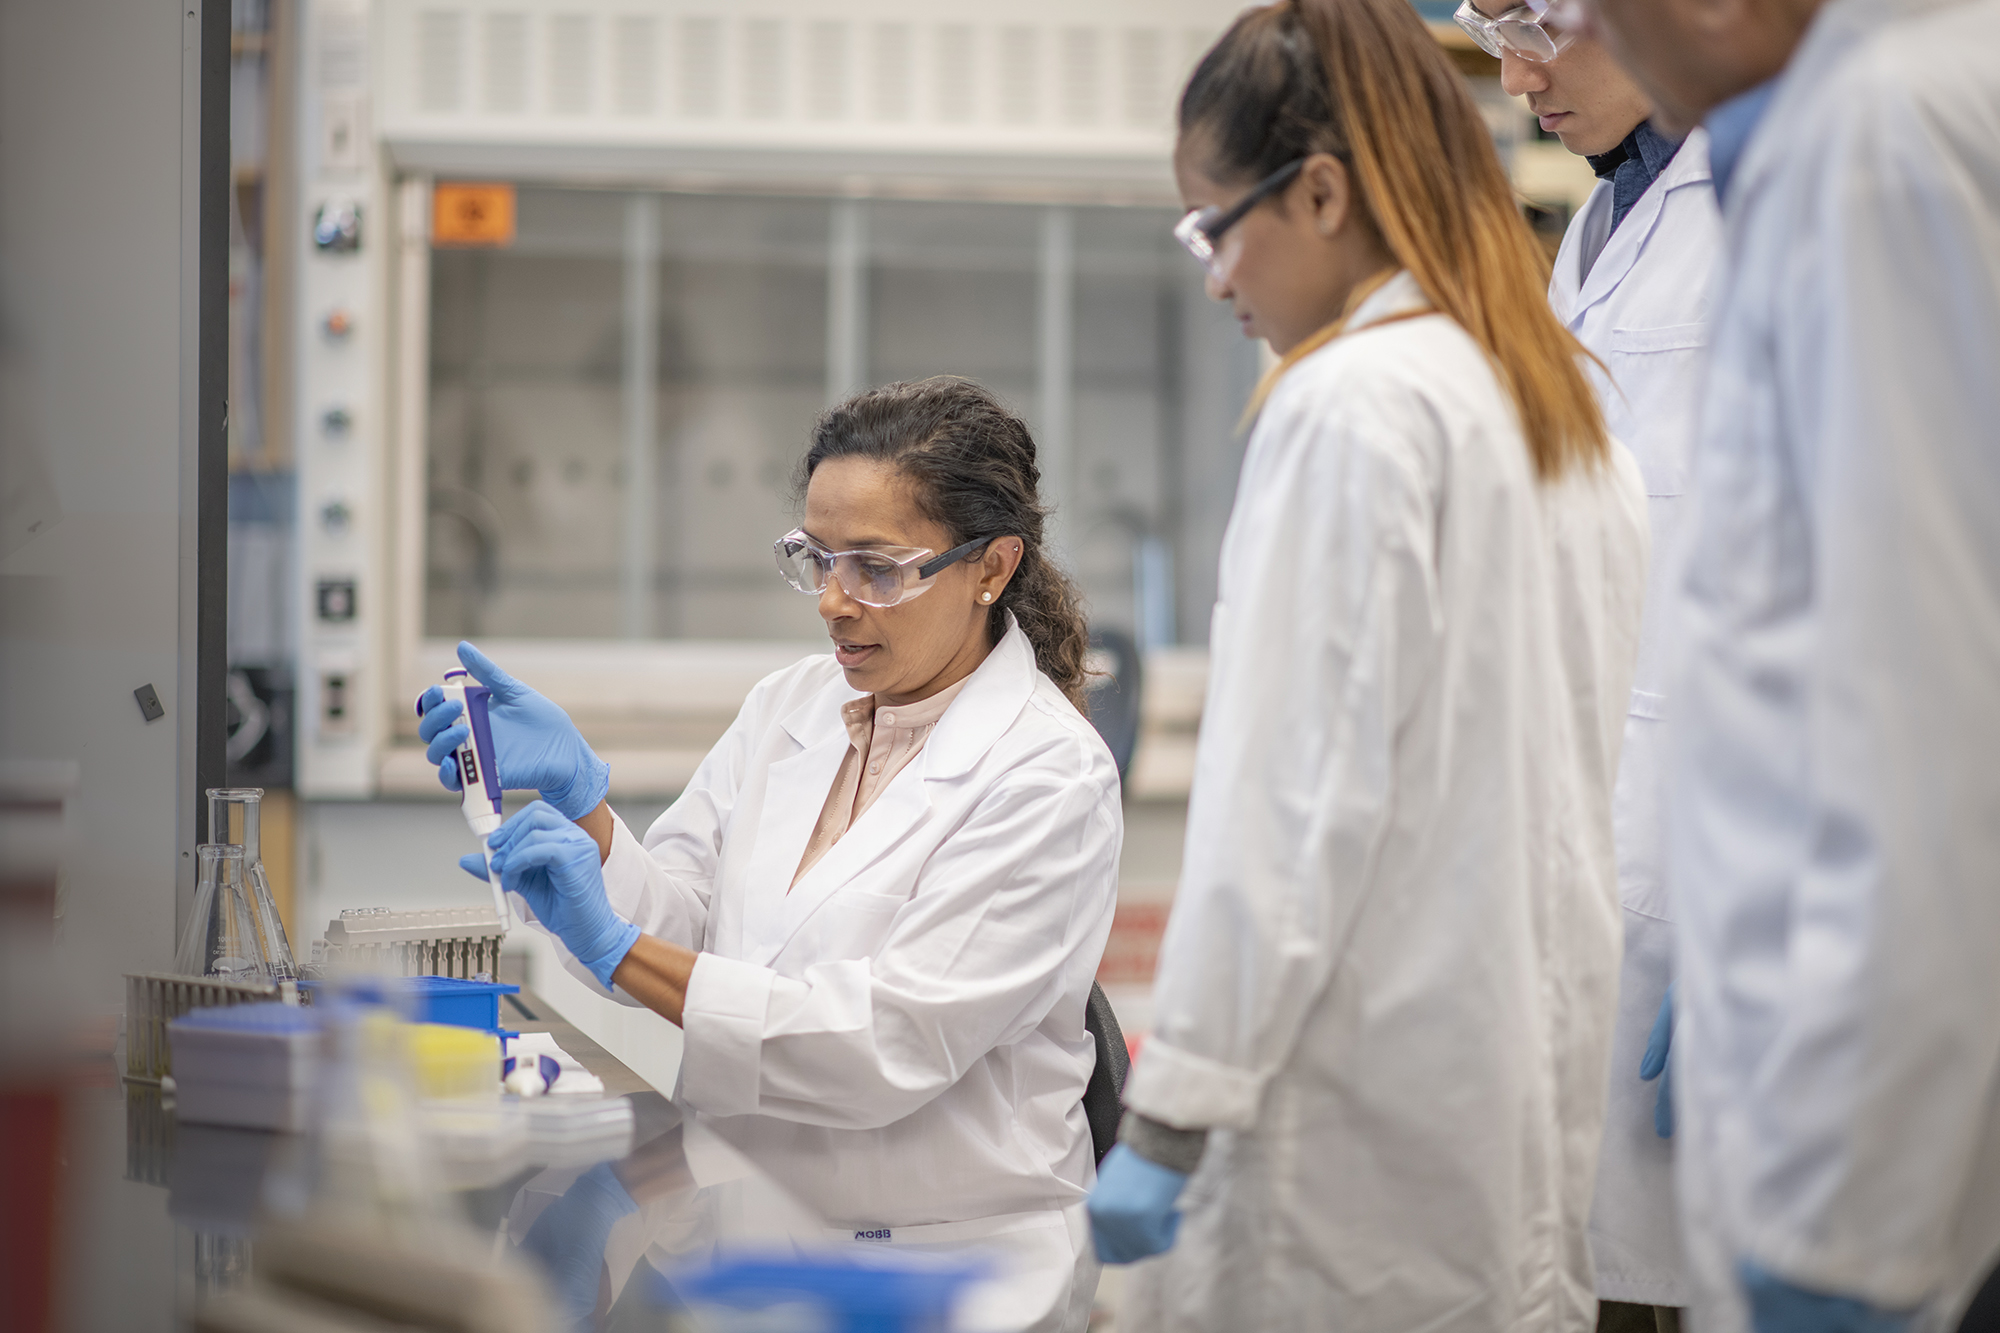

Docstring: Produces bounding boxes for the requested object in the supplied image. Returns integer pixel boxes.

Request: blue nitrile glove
[1088,1144,1190,1263]
[1640,981,1676,1138]
[1740,1261,1917,1333]
[483,801,641,989]
[519,1161,640,1329]
[416,641,610,820]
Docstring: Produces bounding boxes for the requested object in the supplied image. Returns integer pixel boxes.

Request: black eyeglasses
[1172,158,1309,279]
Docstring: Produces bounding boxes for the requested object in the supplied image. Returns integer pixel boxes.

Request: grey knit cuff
[1119,1112,1209,1175]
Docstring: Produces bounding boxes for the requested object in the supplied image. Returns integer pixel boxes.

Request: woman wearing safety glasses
[1088,1,1650,1330]
[416,377,1120,1332]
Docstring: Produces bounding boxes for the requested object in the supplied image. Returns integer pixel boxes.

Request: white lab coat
[1670,0,2000,1326]
[1121,272,1650,1332]
[533,620,1121,1333]
[1548,131,1722,1307]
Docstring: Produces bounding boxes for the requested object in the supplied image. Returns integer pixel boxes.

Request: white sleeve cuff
[1121,1038,1266,1131]
[679,952,776,1118]
[600,811,655,917]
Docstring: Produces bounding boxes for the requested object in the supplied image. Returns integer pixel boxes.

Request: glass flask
[208,787,297,980]
[175,844,273,983]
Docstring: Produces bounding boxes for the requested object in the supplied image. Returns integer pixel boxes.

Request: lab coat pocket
[800,887,909,961]
[1607,324,1706,355]
[837,887,912,914]
[1605,325,1708,500]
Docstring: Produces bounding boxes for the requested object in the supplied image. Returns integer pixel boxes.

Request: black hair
[1179,2,1344,185]
[798,376,1091,708]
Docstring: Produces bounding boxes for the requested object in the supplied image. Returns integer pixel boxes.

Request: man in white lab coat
[1568,0,2000,1328]
[1456,1,1724,1321]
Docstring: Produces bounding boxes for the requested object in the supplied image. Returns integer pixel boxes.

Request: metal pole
[621,192,659,640]
[825,197,868,404]
[1036,205,1075,561]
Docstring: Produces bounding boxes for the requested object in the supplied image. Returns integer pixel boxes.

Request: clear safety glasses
[773,529,993,609]
[1173,157,1308,280]
[1452,0,1576,62]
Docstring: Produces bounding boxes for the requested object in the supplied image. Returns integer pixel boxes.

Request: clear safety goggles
[1452,0,1576,62]
[773,528,992,609]
[1173,157,1308,280]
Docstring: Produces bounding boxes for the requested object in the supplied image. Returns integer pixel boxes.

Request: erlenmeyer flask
[209,787,297,980]
[176,844,273,983]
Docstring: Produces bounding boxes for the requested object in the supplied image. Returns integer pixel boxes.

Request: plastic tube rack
[124,972,283,1081]
[319,906,506,979]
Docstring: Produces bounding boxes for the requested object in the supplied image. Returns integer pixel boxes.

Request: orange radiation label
[432,183,517,247]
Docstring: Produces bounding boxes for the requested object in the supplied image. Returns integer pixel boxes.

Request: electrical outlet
[319,672,355,737]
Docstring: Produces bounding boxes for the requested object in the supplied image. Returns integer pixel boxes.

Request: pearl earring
[981,592,993,603]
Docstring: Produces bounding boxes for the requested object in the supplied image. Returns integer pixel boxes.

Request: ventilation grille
[613,16,657,114]
[395,7,1227,145]
[484,12,528,112]
[934,22,976,125]
[741,18,784,120]
[996,26,1037,126]
[869,23,912,123]
[548,13,592,115]
[417,10,465,112]
[1121,28,1162,129]
[1058,28,1100,127]
[678,16,722,117]
[804,20,848,122]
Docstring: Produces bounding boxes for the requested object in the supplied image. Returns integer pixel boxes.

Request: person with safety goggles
[1451,0,1574,62]
[416,376,1120,1333]
[1092,1,1650,1330]
[1454,0,1726,1329]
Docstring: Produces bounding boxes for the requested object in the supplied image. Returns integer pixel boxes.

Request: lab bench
[64,988,822,1333]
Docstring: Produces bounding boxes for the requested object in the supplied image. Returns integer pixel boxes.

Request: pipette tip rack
[319,905,507,979]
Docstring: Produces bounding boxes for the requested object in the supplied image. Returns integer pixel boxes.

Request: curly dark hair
[797,376,1091,708]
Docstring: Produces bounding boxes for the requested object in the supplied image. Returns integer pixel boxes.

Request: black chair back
[1084,628,1144,780]
[1082,981,1129,1165]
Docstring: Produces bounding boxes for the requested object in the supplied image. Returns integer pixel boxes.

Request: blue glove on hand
[417,641,610,821]
[1088,1144,1190,1264]
[1741,1261,1916,1333]
[1640,981,1676,1138]
[482,801,641,989]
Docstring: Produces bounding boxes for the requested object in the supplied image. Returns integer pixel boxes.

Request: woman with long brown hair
[1086,1,1648,1328]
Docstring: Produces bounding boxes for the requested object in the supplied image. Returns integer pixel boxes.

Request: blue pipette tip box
[298,975,520,1033]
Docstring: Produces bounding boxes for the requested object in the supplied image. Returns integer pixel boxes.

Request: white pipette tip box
[168,1002,322,1132]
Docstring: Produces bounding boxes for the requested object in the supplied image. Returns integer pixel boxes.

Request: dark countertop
[51,989,820,1333]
